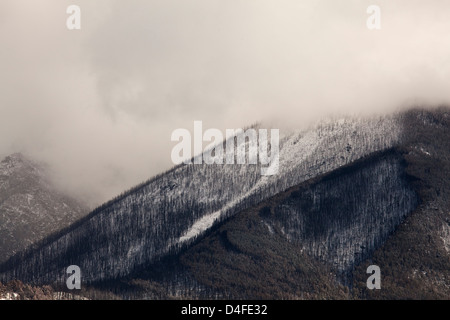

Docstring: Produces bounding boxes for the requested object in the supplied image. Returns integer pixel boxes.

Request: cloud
[1,0,450,205]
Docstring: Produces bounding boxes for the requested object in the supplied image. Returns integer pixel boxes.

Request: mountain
[0,108,449,299]
[0,153,88,264]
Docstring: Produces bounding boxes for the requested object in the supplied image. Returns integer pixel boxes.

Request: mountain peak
[0,152,88,263]
[1,153,34,170]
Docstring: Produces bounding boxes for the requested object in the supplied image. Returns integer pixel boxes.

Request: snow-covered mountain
[0,153,88,263]
[0,113,405,284]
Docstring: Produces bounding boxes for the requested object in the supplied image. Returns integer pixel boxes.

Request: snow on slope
[0,114,403,284]
[176,115,402,246]
[0,153,88,264]
[172,115,403,250]
[178,210,222,243]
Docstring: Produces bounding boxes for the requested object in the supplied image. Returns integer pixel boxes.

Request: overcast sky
[1,0,450,205]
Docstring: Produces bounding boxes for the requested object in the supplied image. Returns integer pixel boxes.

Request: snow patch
[415,146,431,156]
[440,223,450,253]
[420,147,431,156]
[0,292,19,300]
[178,211,222,243]
[127,243,143,258]
[262,220,274,234]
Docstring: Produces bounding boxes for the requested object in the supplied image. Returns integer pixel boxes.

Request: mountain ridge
[0,153,88,264]
[1,107,449,299]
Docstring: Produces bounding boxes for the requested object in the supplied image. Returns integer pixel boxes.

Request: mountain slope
[96,108,449,300]
[351,108,450,299]
[1,108,449,301]
[0,114,401,285]
[0,153,88,263]
[117,149,419,299]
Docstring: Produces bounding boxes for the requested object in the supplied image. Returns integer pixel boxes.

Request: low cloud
[1,0,450,205]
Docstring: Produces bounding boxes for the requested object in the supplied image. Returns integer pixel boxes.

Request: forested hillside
[265,150,418,273]
[0,114,400,285]
[113,149,418,299]
[98,109,449,300]
[0,153,88,264]
[352,108,450,299]
[1,108,449,301]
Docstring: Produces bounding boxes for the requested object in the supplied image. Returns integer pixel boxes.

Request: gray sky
[1,0,450,206]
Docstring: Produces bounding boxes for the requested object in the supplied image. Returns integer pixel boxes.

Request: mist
[1,0,450,206]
